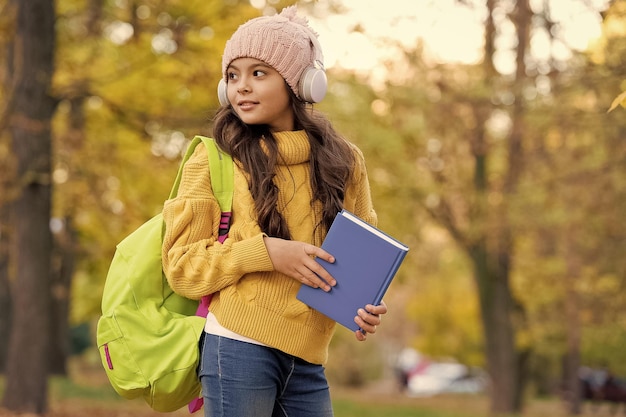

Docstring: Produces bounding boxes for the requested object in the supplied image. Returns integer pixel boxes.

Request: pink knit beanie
[221,6,322,100]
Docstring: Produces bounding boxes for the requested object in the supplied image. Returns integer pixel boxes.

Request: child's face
[226,57,294,132]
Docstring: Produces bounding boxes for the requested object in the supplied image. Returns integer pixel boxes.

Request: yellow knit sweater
[162,130,376,365]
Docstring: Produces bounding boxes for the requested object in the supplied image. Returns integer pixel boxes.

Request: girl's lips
[237,100,258,110]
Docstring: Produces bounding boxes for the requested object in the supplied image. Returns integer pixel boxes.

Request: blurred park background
[1,0,626,415]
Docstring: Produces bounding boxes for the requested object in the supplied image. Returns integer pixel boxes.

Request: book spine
[372,250,408,305]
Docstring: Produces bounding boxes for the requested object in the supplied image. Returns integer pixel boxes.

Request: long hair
[212,89,355,240]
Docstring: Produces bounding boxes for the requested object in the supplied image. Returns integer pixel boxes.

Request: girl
[162,6,387,417]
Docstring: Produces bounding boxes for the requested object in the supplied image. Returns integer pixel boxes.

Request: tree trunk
[461,0,528,413]
[0,0,16,379]
[470,243,520,415]
[0,207,10,373]
[564,237,582,415]
[49,217,76,375]
[474,0,531,412]
[2,0,56,413]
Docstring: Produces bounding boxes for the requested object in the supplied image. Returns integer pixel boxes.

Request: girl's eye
[227,72,238,81]
[253,70,266,77]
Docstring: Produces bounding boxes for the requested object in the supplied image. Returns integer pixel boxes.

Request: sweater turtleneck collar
[270,130,310,166]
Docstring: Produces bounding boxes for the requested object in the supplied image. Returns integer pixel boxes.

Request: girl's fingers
[298,263,335,291]
[354,302,388,340]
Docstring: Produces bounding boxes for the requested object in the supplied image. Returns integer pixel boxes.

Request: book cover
[296,209,409,332]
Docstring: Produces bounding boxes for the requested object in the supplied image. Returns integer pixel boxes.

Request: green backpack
[96,136,233,413]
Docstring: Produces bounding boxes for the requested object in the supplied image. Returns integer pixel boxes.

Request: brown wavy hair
[212,90,355,240]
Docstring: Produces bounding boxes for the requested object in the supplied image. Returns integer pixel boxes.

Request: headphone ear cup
[217,79,229,106]
[299,67,327,103]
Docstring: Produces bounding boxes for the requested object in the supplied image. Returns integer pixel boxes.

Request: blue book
[296,209,409,332]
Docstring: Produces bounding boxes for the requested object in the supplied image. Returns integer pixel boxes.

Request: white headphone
[217,32,327,106]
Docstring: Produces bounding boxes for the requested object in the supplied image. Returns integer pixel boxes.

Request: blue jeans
[199,333,334,417]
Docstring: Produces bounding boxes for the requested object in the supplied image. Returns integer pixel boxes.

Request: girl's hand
[354,301,387,341]
[264,236,336,291]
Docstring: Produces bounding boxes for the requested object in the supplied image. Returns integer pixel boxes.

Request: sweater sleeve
[161,144,273,300]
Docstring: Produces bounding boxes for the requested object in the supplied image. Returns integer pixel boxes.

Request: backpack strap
[180,136,233,309]
[197,136,234,242]
[184,136,234,415]
[168,136,234,204]
[168,136,204,199]
[167,135,234,237]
